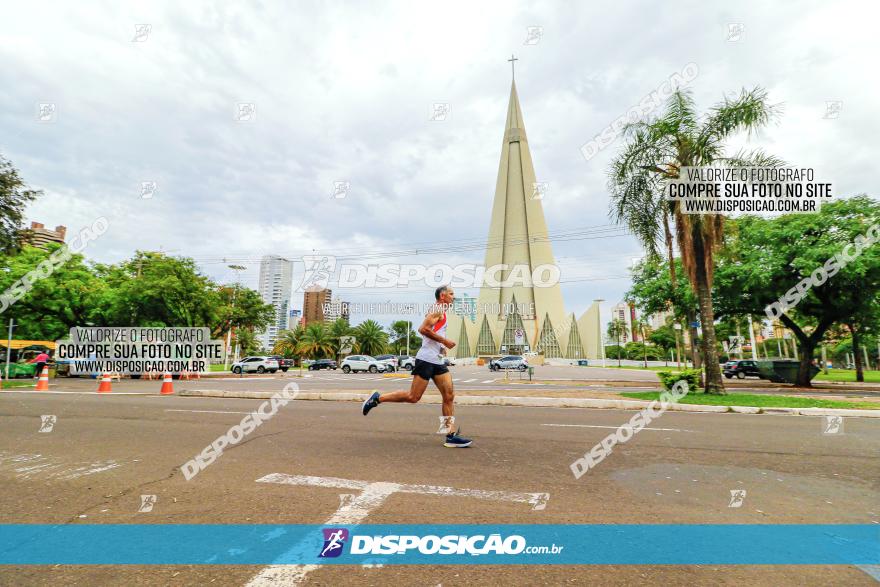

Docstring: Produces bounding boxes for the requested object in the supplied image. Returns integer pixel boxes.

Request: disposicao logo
[319,528,349,558]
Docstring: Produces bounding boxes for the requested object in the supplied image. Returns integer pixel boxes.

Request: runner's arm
[418,312,455,349]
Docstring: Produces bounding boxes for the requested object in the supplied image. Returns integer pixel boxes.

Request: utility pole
[406,321,410,356]
[5,319,14,381]
[821,344,828,374]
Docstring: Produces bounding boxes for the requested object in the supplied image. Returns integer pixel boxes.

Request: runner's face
[441,289,454,304]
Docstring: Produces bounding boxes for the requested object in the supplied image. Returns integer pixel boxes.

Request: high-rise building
[324,296,350,324]
[610,302,634,344]
[453,293,477,323]
[22,221,66,249]
[287,309,302,330]
[302,286,332,326]
[445,72,600,359]
[256,255,293,351]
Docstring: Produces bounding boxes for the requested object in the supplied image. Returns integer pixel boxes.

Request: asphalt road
[32,365,880,399]
[1,387,878,586]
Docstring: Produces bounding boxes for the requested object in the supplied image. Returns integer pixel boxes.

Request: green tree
[0,244,102,339]
[648,324,676,356]
[214,285,275,341]
[0,154,42,253]
[609,87,781,393]
[94,252,220,327]
[326,318,353,360]
[296,322,334,359]
[354,319,388,357]
[389,319,421,355]
[607,318,626,367]
[234,328,261,357]
[273,325,304,359]
[713,195,880,386]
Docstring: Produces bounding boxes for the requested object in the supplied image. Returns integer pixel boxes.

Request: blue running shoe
[444,428,472,448]
[362,391,380,416]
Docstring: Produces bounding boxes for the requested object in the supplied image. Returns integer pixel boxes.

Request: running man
[362,285,472,448]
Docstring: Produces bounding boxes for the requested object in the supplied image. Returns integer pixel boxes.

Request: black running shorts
[412,358,449,380]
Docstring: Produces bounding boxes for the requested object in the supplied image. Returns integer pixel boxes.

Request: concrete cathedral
[446,77,601,361]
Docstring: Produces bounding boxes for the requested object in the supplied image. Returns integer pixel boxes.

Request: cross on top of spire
[508,54,518,81]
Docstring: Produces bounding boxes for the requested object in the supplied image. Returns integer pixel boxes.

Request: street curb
[176,390,880,418]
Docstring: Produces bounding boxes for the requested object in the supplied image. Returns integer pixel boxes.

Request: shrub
[657,369,701,391]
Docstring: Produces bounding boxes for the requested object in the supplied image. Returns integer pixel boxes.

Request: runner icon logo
[319,528,349,558]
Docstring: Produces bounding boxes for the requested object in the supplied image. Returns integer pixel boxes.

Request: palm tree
[326,318,353,360]
[635,317,651,368]
[273,325,304,359]
[607,318,626,368]
[296,322,335,359]
[609,88,781,394]
[354,320,388,357]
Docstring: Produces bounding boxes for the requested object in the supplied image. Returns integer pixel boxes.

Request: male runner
[362,285,472,447]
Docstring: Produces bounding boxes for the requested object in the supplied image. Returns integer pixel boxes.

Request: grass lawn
[0,380,37,389]
[813,369,880,383]
[603,365,690,372]
[209,363,229,372]
[620,390,879,410]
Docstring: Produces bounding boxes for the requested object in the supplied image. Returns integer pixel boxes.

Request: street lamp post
[224,264,247,370]
[594,299,606,368]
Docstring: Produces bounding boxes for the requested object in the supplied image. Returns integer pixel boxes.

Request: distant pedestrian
[31,351,50,379]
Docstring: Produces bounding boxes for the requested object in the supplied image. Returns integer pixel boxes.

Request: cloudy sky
[2,0,877,327]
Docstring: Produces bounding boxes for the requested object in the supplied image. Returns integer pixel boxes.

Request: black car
[723,359,762,379]
[268,355,294,372]
[308,359,338,371]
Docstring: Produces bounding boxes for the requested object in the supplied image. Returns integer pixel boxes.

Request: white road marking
[462,379,477,383]
[0,390,151,395]
[0,452,122,480]
[246,473,549,586]
[482,379,495,383]
[164,409,250,414]
[542,423,692,432]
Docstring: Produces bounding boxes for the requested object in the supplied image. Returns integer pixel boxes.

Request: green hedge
[657,369,701,391]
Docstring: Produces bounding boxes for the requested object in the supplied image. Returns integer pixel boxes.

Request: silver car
[341,355,388,374]
[488,355,528,371]
[231,356,279,374]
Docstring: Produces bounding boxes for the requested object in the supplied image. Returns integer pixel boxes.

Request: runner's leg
[378,375,429,404]
[433,371,456,434]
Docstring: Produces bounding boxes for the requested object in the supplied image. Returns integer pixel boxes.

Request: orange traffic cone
[97,373,112,393]
[35,366,50,391]
[160,372,174,395]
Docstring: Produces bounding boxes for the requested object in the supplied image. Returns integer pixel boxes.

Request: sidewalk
[178,387,880,418]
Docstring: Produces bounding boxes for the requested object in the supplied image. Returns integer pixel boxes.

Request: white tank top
[415,311,447,365]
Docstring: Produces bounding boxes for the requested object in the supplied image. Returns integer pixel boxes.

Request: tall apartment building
[22,222,66,249]
[324,296,350,324]
[256,255,293,351]
[302,286,332,326]
[610,301,640,344]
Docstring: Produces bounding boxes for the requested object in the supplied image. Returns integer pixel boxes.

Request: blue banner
[0,525,876,565]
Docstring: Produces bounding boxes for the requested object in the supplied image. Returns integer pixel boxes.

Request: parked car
[443,356,455,367]
[341,355,388,374]
[488,355,528,371]
[723,359,762,379]
[375,354,398,372]
[398,355,415,370]
[231,356,279,374]
[308,359,338,371]
[268,355,294,372]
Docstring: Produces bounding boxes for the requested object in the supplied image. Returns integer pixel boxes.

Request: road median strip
[177,389,880,417]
